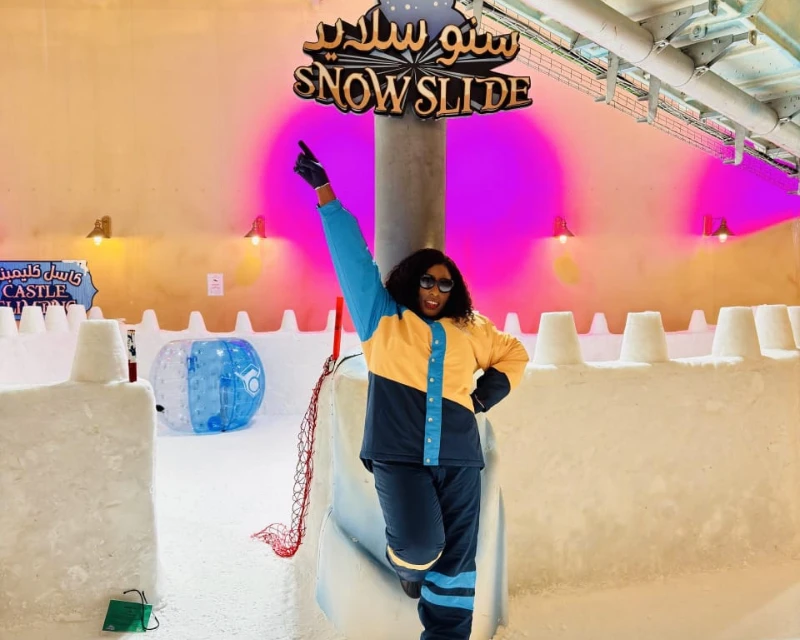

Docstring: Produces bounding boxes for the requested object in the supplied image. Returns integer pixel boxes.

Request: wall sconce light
[703,215,735,243]
[244,216,266,246]
[86,216,111,246]
[553,216,574,243]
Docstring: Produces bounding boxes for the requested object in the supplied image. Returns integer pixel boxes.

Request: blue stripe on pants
[371,462,481,640]
[420,586,474,611]
[425,571,476,590]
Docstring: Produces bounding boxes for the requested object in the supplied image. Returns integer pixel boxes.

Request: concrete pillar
[374,114,447,279]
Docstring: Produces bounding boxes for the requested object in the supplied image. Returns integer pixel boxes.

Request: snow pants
[372,461,481,640]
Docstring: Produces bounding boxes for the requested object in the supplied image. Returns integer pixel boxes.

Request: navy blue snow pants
[372,461,481,640]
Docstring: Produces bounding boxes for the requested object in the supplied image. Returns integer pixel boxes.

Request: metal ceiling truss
[460,0,800,193]
[639,1,720,50]
[767,95,800,124]
[678,31,757,77]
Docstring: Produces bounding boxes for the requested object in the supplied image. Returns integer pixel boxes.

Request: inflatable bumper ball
[151,338,265,434]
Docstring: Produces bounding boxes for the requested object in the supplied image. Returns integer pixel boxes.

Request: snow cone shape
[150,338,265,434]
[687,309,708,332]
[533,312,583,365]
[235,311,254,333]
[589,312,609,334]
[45,303,69,333]
[619,311,669,363]
[754,304,796,351]
[70,319,128,383]
[140,309,160,332]
[19,305,46,334]
[788,306,800,348]
[67,304,87,331]
[0,307,17,336]
[325,309,337,332]
[187,311,207,333]
[280,310,299,332]
[504,312,522,334]
[711,306,761,359]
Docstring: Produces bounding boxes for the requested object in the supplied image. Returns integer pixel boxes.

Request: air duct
[517,0,800,159]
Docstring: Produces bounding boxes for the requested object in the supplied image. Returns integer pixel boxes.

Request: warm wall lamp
[553,216,574,243]
[244,216,266,246]
[703,215,735,243]
[86,216,111,246]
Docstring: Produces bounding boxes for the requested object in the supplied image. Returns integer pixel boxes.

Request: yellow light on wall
[703,215,735,243]
[86,216,111,245]
[553,216,574,243]
[244,216,266,246]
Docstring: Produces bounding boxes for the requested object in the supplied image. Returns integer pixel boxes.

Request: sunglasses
[420,273,454,293]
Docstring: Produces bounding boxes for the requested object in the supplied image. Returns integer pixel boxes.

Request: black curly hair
[385,248,475,324]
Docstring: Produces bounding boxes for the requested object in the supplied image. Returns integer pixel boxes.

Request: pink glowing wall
[255,101,569,330]
[247,75,800,333]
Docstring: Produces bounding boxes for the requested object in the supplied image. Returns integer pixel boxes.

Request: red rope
[252,297,344,558]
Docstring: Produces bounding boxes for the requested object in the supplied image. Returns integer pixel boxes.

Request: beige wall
[0,0,798,334]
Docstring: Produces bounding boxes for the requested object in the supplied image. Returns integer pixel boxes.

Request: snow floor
[11,414,800,640]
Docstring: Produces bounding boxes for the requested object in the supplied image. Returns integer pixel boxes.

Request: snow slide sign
[293,0,532,119]
[0,261,99,319]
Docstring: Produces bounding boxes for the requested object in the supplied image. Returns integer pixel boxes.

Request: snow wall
[0,320,159,635]
[295,305,800,640]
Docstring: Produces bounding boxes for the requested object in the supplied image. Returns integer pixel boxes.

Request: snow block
[503,312,522,335]
[19,305,45,334]
[187,311,207,333]
[324,309,337,332]
[44,303,69,333]
[140,309,160,332]
[0,362,159,632]
[235,311,254,333]
[533,312,583,365]
[712,306,761,359]
[0,307,17,337]
[67,304,87,332]
[754,304,796,351]
[70,320,128,384]
[280,310,299,332]
[788,306,800,348]
[687,309,708,332]
[619,311,669,363]
[589,312,609,335]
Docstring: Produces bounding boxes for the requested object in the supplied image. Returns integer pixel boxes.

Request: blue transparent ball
[150,338,265,434]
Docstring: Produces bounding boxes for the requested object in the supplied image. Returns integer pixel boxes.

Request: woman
[294,141,528,640]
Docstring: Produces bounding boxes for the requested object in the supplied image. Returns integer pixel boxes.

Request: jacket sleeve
[472,316,529,413]
[318,198,396,342]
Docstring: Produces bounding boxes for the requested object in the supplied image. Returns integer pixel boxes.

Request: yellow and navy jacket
[319,199,529,468]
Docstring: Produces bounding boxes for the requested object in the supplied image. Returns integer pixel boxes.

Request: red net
[251,355,335,557]
[252,297,344,558]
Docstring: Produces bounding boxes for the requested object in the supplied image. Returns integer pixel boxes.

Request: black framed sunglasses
[420,273,454,293]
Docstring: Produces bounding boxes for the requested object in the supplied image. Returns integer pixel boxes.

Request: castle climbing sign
[293,0,532,119]
[0,261,99,320]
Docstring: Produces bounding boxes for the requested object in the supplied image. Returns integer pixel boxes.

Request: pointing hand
[294,141,330,189]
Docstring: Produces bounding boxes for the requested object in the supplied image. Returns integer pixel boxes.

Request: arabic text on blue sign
[0,261,99,319]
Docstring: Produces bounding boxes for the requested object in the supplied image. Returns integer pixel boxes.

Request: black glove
[471,391,487,414]
[294,140,330,189]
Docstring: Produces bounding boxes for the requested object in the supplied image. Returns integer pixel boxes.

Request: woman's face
[418,263,453,318]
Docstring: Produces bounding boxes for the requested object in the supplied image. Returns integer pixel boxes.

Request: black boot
[400,580,422,599]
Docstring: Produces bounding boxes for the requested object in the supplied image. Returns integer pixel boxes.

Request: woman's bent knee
[387,543,443,572]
